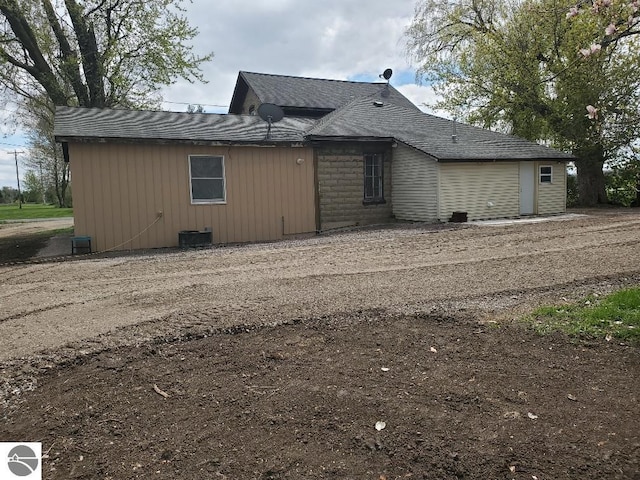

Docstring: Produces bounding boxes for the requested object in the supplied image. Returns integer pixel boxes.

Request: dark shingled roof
[54,100,573,162]
[54,106,316,144]
[307,97,574,161]
[228,71,419,115]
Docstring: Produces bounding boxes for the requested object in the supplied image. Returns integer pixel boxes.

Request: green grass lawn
[0,203,73,221]
[527,288,640,343]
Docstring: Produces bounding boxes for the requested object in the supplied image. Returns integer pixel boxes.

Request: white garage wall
[438,162,520,221]
[392,143,439,222]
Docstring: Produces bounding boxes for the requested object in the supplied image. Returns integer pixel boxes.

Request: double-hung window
[189,155,226,203]
[539,165,552,184]
[364,153,384,202]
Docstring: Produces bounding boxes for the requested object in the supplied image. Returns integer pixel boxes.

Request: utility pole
[11,150,24,209]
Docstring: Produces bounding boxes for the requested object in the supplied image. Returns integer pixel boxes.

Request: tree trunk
[575,146,608,207]
[632,175,640,207]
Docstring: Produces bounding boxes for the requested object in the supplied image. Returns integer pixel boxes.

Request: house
[306,96,572,229]
[228,71,419,117]
[54,71,573,251]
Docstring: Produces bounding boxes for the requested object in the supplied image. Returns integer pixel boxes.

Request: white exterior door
[520,162,535,215]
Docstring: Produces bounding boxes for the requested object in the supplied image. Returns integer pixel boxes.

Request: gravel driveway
[1,210,639,363]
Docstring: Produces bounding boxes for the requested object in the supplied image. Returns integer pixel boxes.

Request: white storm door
[520,162,535,215]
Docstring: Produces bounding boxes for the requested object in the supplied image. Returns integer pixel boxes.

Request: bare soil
[1,210,639,479]
[0,218,74,263]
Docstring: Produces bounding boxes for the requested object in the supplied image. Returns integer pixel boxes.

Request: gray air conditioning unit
[178,230,212,248]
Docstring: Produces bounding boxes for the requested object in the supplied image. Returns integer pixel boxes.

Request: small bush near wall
[566,173,579,207]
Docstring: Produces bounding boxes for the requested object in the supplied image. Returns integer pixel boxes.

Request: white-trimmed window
[539,165,552,184]
[189,155,226,203]
[364,153,384,202]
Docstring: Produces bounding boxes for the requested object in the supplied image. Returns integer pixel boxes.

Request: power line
[162,100,229,108]
[0,141,27,148]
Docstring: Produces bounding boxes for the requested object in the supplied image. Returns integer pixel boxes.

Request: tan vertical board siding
[68,143,315,251]
[438,162,520,221]
[392,144,439,222]
[536,161,567,215]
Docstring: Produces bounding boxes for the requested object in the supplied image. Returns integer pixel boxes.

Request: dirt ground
[1,210,639,479]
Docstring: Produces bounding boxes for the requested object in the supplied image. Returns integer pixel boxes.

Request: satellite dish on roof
[379,68,393,98]
[257,103,284,140]
[258,103,284,123]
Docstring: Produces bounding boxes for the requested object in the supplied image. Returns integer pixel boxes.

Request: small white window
[189,155,226,203]
[539,165,552,184]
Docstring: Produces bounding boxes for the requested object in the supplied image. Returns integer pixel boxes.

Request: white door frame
[520,162,535,215]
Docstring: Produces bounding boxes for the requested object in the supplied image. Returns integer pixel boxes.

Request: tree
[607,145,640,206]
[0,0,213,204]
[22,98,71,206]
[22,169,43,203]
[0,0,212,110]
[187,104,205,113]
[406,0,640,206]
[0,186,19,204]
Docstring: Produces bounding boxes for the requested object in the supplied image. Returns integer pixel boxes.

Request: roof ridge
[240,70,388,86]
[305,94,379,135]
[306,94,419,136]
[55,105,229,118]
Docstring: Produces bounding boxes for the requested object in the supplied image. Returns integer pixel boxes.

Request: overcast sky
[0,0,439,189]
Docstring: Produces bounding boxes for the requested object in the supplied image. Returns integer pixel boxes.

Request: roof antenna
[379,68,392,98]
[452,116,458,143]
[257,103,284,140]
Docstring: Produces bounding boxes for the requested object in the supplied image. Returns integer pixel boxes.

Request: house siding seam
[536,161,567,215]
[317,147,393,230]
[438,162,520,221]
[392,144,439,222]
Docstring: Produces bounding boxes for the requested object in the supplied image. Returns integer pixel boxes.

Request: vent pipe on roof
[379,68,393,98]
[452,117,458,143]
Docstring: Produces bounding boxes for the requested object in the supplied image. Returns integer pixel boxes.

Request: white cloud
[0,138,29,190]
[1,0,447,188]
[396,84,450,118]
[160,0,426,110]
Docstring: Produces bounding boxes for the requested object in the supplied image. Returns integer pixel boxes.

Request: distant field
[0,204,73,221]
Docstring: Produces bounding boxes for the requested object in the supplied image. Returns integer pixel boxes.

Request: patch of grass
[0,204,73,221]
[527,288,640,343]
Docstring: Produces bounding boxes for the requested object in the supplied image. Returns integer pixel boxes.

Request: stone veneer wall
[316,145,393,230]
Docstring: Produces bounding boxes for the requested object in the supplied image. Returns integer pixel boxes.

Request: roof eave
[227,72,250,114]
[305,135,396,144]
[54,135,307,147]
[436,156,573,163]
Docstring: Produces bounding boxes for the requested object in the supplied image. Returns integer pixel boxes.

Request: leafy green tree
[23,100,71,206]
[406,0,640,206]
[22,169,44,203]
[0,0,212,110]
[0,186,19,204]
[607,146,640,206]
[0,0,213,205]
[187,104,205,113]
